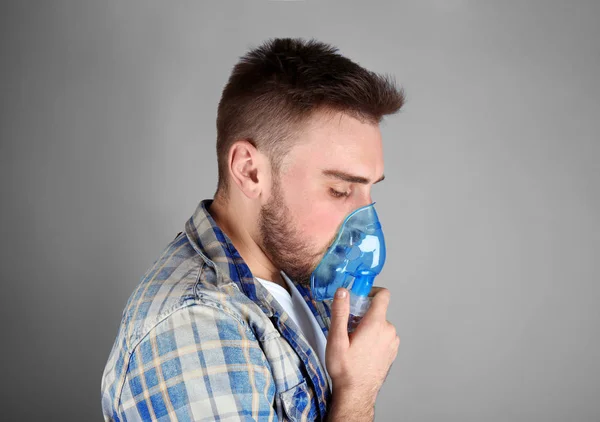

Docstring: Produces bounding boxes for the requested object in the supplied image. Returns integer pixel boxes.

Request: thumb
[327,288,350,353]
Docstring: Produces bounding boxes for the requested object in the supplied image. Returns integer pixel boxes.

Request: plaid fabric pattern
[101,199,333,421]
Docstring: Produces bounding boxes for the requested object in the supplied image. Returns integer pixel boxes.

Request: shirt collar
[183,199,272,314]
[184,198,332,334]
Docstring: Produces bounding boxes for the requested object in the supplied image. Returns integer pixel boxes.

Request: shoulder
[119,232,251,351]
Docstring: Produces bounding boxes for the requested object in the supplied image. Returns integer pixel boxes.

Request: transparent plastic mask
[310,202,386,302]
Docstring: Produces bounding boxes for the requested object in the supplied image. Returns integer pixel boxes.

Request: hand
[326,286,400,407]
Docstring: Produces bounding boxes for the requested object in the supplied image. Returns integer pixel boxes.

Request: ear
[227,140,267,199]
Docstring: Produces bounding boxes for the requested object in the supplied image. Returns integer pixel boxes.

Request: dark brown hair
[215,37,405,198]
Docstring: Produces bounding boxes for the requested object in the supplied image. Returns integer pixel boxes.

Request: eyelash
[330,188,351,198]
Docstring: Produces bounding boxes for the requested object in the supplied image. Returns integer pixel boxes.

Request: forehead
[286,110,384,176]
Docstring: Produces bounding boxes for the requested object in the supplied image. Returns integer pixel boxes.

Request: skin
[209,109,399,421]
[209,109,385,291]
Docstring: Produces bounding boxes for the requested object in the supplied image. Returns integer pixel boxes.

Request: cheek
[296,203,345,249]
[279,169,344,248]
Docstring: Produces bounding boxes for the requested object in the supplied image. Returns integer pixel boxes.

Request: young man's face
[258,110,385,287]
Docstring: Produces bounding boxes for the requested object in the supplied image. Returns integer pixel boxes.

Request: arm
[118,303,277,421]
[327,391,375,422]
[326,390,375,422]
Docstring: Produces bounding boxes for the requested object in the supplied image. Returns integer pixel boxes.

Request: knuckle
[387,325,398,343]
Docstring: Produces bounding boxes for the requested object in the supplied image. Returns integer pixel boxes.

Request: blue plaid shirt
[101,199,333,421]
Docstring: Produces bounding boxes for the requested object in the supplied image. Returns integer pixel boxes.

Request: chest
[260,328,330,421]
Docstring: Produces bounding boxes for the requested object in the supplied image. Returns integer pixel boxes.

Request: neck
[208,195,286,289]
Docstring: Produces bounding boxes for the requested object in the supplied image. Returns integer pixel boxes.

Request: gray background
[1,1,598,421]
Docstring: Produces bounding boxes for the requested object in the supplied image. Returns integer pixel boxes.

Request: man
[102,37,403,421]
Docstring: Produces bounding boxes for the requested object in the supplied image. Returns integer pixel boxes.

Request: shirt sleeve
[116,303,278,421]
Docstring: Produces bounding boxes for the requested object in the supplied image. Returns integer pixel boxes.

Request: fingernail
[336,289,347,298]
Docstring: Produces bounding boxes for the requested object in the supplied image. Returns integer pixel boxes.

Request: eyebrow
[322,169,385,185]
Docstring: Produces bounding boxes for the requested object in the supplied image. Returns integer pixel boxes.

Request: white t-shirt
[255,271,331,387]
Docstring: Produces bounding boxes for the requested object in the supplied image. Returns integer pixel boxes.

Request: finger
[363,288,391,323]
[368,286,385,298]
[327,288,350,353]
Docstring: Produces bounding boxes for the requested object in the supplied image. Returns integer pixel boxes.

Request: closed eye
[330,188,351,198]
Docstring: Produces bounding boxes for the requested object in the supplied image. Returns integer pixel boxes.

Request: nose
[356,191,373,209]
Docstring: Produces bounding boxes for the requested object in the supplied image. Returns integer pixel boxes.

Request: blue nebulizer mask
[310,202,386,332]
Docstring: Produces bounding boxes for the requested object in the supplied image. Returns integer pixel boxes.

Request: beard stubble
[258,177,334,288]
